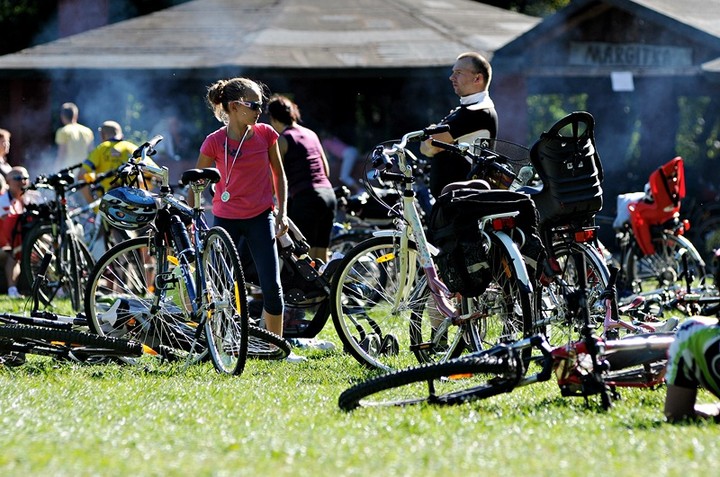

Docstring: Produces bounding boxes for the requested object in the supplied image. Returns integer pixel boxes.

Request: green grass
[0,297,718,476]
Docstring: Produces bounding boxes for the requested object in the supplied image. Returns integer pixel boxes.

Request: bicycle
[67,168,133,260]
[429,121,610,349]
[613,156,710,299]
[20,165,95,311]
[83,135,250,375]
[0,253,144,364]
[338,255,673,411]
[330,126,535,371]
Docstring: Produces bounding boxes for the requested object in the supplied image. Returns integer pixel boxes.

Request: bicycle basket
[471,138,531,190]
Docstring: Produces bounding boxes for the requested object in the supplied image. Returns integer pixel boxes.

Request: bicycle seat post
[189,180,207,212]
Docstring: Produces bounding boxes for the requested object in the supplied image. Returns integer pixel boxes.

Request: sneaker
[288,338,336,351]
[285,351,307,363]
[6,286,21,298]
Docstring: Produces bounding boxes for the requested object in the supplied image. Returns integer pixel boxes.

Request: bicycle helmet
[100,186,157,230]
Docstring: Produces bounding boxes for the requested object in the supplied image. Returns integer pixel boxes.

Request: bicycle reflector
[492,216,516,231]
[574,228,597,243]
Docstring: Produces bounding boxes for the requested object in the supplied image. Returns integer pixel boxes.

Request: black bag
[429,188,541,296]
[529,111,603,227]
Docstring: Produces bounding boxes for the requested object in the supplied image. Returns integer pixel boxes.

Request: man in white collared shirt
[421,52,498,198]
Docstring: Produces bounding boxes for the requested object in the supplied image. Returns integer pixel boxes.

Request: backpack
[529,111,603,227]
[429,188,542,296]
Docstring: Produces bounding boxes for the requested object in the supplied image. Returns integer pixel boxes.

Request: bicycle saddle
[181,168,221,185]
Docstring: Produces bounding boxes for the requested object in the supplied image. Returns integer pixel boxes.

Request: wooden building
[0,0,539,171]
[1,0,719,207]
[493,0,720,191]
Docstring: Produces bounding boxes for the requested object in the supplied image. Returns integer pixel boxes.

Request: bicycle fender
[673,233,706,267]
[492,230,533,293]
[372,230,402,239]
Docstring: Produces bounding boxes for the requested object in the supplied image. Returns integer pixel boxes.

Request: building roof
[0,0,540,71]
[494,0,720,71]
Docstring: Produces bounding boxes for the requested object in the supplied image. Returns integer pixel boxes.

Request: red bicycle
[339,257,673,411]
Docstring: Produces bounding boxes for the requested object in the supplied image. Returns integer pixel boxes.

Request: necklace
[221,126,250,202]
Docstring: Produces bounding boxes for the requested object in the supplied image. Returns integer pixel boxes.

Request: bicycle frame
[489,330,673,397]
[127,143,238,349]
[370,129,533,335]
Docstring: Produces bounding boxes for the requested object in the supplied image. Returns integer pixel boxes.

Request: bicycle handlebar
[132,135,163,159]
[394,124,449,151]
[112,135,171,189]
[371,125,450,172]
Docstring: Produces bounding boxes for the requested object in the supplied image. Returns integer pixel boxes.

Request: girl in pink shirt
[195,77,289,339]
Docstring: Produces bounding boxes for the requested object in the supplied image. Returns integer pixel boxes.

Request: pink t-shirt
[200,123,279,219]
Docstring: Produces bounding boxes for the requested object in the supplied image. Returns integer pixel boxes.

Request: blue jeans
[214,209,283,315]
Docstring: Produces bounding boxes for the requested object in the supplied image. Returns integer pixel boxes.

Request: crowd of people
[2,52,720,420]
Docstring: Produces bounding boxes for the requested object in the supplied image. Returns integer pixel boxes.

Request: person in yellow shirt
[77,120,139,204]
[55,102,94,171]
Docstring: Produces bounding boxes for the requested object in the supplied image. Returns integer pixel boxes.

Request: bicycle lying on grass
[0,253,144,364]
[338,255,674,411]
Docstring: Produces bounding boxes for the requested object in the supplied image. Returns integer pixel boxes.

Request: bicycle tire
[330,236,467,371]
[0,324,143,358]
[84,236,206,362]
[21,224,93,311]
[329,231,376,256]
[65,234,92,311]
[622,232,708,296]
[247,325,291,360]
[533,241,610,344]
[338,349,520,411]
[201,227,249,375]
[459,233,534,352]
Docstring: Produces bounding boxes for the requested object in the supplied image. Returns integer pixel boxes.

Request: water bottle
[169,214,195,263]
[510,165,535,191]
[277,231,293,250]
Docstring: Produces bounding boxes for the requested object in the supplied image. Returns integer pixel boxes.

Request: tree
[0,0,192,56]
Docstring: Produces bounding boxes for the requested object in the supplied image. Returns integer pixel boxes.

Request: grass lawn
[0,297,717,476]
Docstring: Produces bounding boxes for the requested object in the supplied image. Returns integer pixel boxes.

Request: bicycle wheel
[21,224,93,311]
[0,324,144,359]
[329,231,375,256]
[330,236,466,370]
[533,242,610,344]
[247,325,291,360]
[21,223,52,297]
[338,348,521,411]
[85,236,206,361]
[461,234,534,351]
[65,234,93,311]
[622,232,708,295]
[201,227,248,375]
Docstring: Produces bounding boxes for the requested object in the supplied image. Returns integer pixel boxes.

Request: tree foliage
[0,0,56,55]
[0,0,191,55]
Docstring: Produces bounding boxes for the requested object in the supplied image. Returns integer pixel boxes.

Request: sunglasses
[10,175,29,181]
[234,100,263,112]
